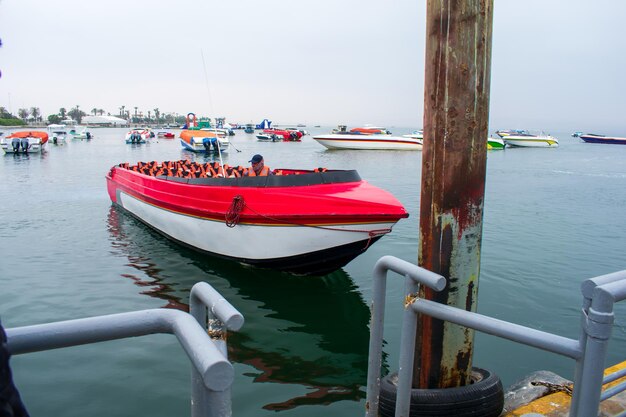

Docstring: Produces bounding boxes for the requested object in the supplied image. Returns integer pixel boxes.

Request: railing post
[573,271,626,416]
[189,282,244,417]
[573,279,626,417]
[365,256,446,417]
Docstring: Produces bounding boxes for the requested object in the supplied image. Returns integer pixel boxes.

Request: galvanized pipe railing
[365,256,626,417]
[5,282,244,417]
[190,281,244,417]
[365,255,446,417]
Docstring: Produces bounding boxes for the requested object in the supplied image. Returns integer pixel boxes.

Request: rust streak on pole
[414,0,494,389]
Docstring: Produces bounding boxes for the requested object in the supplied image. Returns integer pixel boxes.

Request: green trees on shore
[0,106,25,126]
[1,104,189,126]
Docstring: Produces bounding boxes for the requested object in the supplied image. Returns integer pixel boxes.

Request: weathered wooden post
[414,0,494,389]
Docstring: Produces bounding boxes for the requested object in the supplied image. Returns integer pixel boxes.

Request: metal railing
[5,281,243,417]
[365,255,626,417]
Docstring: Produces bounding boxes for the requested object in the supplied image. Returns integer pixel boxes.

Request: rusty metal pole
[414,0,494,389]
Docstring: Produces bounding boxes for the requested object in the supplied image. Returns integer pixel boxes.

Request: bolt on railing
[365,256,626,417]
[5,281,243,417]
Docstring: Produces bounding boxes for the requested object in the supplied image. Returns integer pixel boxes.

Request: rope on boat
[224,195,392,250]
[225,195,245,228]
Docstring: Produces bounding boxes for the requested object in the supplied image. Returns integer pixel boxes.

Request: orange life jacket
[247,166,271,177]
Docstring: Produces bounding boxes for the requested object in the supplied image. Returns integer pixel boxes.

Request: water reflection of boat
[106,206,374,411]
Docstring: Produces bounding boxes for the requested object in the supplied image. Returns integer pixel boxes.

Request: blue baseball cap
[249,154,263,163]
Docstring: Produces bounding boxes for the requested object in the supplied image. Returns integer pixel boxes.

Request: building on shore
[82,115,129,127]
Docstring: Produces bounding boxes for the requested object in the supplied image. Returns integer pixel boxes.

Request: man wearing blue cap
[246,154,272,176]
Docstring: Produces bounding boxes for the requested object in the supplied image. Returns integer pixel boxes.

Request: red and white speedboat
[313,126,422,150]
[106,160,408,275]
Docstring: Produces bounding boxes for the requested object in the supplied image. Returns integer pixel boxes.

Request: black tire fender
[378,367,504,417]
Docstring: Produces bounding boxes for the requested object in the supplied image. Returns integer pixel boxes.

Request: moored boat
[50,131,68,145]
[70,127,93,139]
[157,130,176,138]
[487,136,505,150]
[313,126,422,150]
[106,160,408,275]
[504,133,558,148]
[402,130,423,140]
[1,131,49,153]
[262,128,302,141]
[579,133,626,145]
[125,129,150,144]
[179,130,230,153]
[256,133,281,142]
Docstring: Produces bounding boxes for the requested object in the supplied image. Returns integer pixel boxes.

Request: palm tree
[119,105,125,118]
[98,109,105,116]
[30,107,41,122]
[68,105,84,123]
[147,110,151,122]
[18,108,29,121]
[134,107,138,118]
[154,108,160,124]
[91,108,98,116]
[59,108,67,119]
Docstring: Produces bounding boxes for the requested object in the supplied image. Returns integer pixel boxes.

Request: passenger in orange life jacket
[245,154,273,176]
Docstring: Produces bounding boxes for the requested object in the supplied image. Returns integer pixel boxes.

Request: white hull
[180,137,230,153]
[125,130,150,143]
[1,138,45,153]
[117,191,394,260]
[256,134,280,142]
[313,134,423,150]
[504,135,559,148]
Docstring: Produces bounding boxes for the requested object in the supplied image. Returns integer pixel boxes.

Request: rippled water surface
[1,127,625,416]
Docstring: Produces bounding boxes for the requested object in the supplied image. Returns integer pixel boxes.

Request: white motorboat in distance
[313,126,422,150]
[503,133,559,148]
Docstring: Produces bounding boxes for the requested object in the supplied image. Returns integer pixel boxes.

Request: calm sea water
[0,127,624,416]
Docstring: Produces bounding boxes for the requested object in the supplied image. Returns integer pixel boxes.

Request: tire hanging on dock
[378,367,504,417]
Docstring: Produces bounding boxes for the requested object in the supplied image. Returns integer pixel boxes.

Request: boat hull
[179,131,229,153]
[1,138,45,153]
[2,132,48,153]
[106,166,407,275]
[503,135,558,148]
[580,135,626,145]
[312,134,423,150]
[487,137,505,150]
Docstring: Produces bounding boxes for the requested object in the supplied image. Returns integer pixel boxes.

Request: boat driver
[246,154,272,176]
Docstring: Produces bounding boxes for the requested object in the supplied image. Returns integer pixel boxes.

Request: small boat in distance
[51,131,68,145]
[106,160,408,275]
[179,130,229,153]
[503,133,559,148]
[313,125,423,151]
[256,133,281,142]
[156,130,175,139]
[402,130,423,140]
[579,134,626,145]
[70,127,93,140]
[487,136,505,150]
[125,129,150,144]
[244,123,255,134]
[1,131,49,153]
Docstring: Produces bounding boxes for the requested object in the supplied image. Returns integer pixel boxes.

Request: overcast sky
[1,0,625,133]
